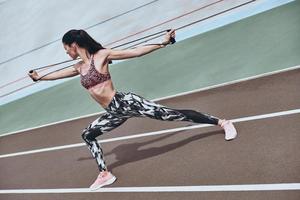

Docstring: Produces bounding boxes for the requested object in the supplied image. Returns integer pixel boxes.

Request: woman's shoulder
[95,48,110,56]
[74,60,84,67]
[72,61,84,72]
[94,48,111,60]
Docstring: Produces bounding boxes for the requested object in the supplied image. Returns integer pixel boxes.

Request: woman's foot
[219,119,238,141]
[89,171,117,191]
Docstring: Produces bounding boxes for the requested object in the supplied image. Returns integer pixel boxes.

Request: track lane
[0,114,299,190]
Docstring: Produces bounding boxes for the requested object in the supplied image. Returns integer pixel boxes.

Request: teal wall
[1,1,300,135]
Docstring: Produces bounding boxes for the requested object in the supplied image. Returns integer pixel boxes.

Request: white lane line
[1,64,299,138]
[0,183,299,193]
[0,108,299,159]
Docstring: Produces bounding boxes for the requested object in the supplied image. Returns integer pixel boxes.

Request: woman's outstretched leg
[128,92,237,140]
[175,109,237,140]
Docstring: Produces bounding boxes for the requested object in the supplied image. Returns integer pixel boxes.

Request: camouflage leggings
[81,92,219,171]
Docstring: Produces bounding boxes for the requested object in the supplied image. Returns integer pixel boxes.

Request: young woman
[28,29,237,190]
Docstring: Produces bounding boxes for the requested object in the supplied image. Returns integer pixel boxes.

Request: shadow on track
[78,128,222,171]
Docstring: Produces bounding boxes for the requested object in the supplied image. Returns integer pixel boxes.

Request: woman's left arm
[107,29,175,60]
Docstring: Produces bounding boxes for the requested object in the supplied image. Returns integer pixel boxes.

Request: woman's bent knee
[81,128,103,142]
[81,129,90,142]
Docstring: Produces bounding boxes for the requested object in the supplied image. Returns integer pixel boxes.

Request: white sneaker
[221,120,238,141]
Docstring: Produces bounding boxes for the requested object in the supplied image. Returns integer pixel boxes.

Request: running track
[0,67,299,200]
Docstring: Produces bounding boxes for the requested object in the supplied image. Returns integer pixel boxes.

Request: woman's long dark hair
[62,29,105,54]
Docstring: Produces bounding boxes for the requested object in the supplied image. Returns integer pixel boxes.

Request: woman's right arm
[28,64,80,82]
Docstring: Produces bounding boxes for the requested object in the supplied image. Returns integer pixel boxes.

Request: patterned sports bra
[80,55,111,89]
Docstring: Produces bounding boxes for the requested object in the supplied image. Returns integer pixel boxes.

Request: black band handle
[166,29,176,44]
[28,70,39,82]
[170,37,176,44]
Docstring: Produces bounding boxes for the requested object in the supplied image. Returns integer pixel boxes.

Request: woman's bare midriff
[88,79,116,108]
